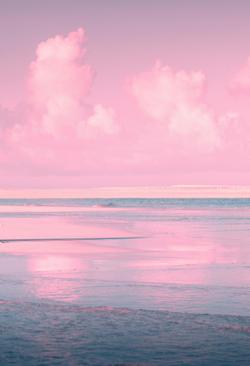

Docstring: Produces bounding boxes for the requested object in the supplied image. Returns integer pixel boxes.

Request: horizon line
[1,185,250,198]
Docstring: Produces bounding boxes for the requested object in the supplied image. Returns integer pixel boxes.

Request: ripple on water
[0,301,250,365]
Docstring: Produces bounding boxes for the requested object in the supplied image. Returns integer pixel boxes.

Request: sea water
[0,198,250,365]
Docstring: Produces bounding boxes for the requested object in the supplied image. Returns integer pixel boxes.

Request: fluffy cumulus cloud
[28,28,117,139]
[131,61,223,151]
[230,57,250,93]
[0,28,118,173]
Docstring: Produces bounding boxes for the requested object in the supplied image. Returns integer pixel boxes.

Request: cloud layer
[0,28,249,185]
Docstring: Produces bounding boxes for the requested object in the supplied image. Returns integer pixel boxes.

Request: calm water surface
[0,198,250,365]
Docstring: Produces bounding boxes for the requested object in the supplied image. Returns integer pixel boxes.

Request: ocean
[0,198,250,365]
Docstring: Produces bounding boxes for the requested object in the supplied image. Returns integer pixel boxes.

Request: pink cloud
[131,61,224,151]
[0,28,248,186]
[230,57,250,93]
[79,104,118,138]
[0,28,118,173]
[29,28,92,108]
[29,28,117,139]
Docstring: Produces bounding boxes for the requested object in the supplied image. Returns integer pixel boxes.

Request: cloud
[230,57,250,93]
[131,61,222,151]
[0,29,247,185]
[78,104,118,138]
[0,28,118,173]
[29,28,117,139]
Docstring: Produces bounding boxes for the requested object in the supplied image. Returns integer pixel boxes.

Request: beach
[2,0,250,363]
[1,198,250,365]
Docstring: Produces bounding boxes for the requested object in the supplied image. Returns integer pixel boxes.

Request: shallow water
[0,198,250,365]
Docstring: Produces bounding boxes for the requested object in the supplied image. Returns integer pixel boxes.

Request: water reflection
[1,204,250,315]
[28,254,86,302]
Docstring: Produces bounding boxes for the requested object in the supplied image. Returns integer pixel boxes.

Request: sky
[1,0,250,189]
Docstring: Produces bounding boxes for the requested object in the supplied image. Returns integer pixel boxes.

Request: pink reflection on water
[1,205,250,307]
[28,254,86,302]
[29,255,83,274]
[0,213,129,241]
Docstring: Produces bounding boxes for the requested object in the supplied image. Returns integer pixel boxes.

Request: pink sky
[1,1,250,188]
